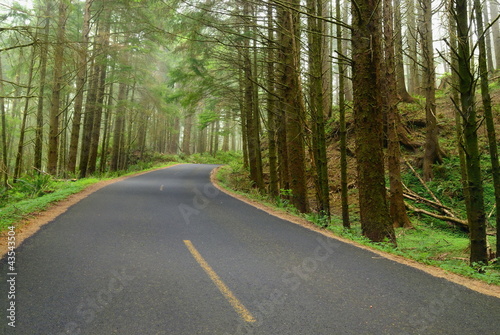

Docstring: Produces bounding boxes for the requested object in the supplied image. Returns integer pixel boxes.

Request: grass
[217,160,500,286]
[0,178,99,231]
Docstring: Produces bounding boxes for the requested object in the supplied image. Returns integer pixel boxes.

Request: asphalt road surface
[1,164,500,335]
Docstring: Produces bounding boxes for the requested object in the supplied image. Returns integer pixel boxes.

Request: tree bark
[491,0,500,69]
[474,0,500,258]
[384,0,412,228]
[87,30,110,174]
[267,2,279,197]
[482,1,495,72]
[421,0,443,181]
[68,0,92,174]
[279,0,308,213]
[337,0,350,228]
[0,57,8,188]
[351,0,396,243]
[455,0,488,264]
[47,0,69,176]
[394,0,415,103]
[111,82,127,172]
[14,44,36,180]
[308,0,330,215]
[407,0,420,95]
[34,0,51,172]
[182,111,192,155]
[79,56,98,178]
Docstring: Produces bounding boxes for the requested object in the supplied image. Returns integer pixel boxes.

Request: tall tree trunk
[34,0,51,172]
[267,2,279,197]
[474,0,500,258]
[308,0,330,215]
[87,8,111,176]
[47,0,69,176]
[252,11,264,191]
[394,0,415,103]
[14,45,36,180]
[448,0,470,222]
[455,0,488,264]
[279,0,308,212]
[182,111,192,155]
[342,2,353,101]
[490,0,500,69]
[242,1,264,191]
[79,57,98,177]
[407,0,420,94]
[111,82,127,172]
[482,1,495,72]
[384,0,412,228]
[421,0,443,181]
[100,81,114,173]
[0,57,8,188]
[337,0,350,228]
[68,0,92,174]
[322,0,333,118]
[237,64,249,169]
[351,0,396,243]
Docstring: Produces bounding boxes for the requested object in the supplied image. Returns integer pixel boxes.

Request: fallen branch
[401,190,453,212]
[404,160,457,218]
[405,201,469,232]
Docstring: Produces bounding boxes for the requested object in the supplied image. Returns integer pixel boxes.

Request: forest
[1,0,500,273]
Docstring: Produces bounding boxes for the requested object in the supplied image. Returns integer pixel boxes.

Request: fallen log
[401,190,454,212]
[405,202,469,232]
[404,160,457,218]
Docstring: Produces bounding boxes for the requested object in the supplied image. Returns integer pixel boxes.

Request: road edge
[0,164,182,259]
[210,166,500,299]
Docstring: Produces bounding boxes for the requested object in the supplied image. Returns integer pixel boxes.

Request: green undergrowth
[217,163,500,286]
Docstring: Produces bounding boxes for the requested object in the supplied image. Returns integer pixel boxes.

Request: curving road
[1,164,499,334]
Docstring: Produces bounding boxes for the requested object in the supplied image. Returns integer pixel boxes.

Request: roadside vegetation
[217,159,500,285]
[214,82,500,287]
[0,151,241,233]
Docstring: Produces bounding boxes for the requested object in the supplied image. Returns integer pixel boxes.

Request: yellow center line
[183,240,256,323]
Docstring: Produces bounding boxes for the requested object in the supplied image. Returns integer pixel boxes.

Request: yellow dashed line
[183,240,256,323]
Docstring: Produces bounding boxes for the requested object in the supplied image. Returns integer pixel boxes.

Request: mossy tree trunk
[337,0,350,229]
[351,0,396,243]
[474,0,500,258]
[455,0,488,264]
[384,0,412,228]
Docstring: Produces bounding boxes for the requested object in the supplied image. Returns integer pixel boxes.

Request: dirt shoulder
[0,164,180,259]
[210,167,500,299]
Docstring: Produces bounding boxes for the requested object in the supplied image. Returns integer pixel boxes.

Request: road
[1,164,499,334]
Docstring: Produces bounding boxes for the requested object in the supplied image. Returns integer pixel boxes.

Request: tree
[351,0,396,243]
[490,0,500,69]
[278,0,308,213]
[383,0,412,228]
[0,57,7,188]
[68,0,92,174]
[454,0,488,264]
[47,0,69,176]
[241,1,263,191]
[474,0,500,258]
[337,0,350,229]
[34,0,51,173]
[307,0,330,215]
[421,0,444,181]
[394,0,415,103]
[266,2,279,197]
[13,44,36,180]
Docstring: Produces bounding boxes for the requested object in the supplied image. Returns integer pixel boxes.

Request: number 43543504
[7,226,16,270]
